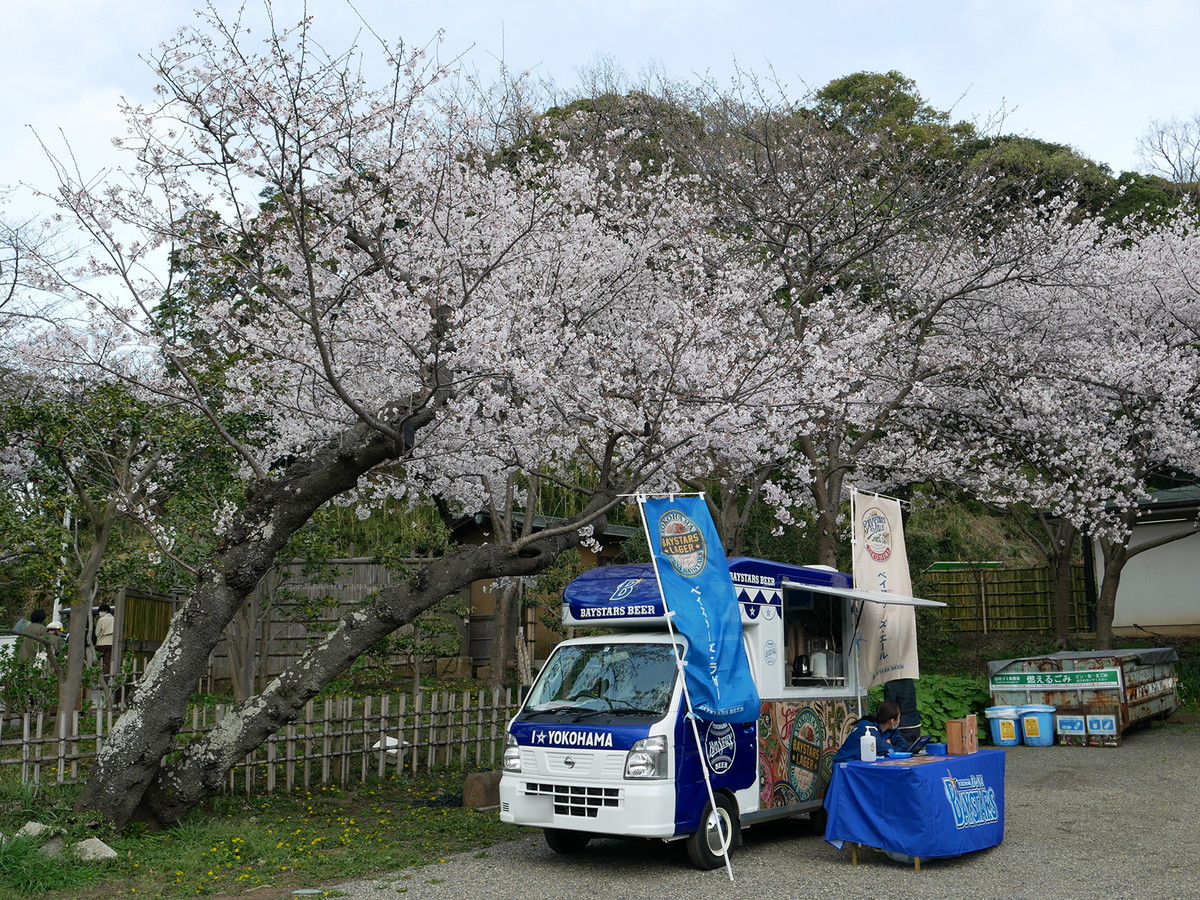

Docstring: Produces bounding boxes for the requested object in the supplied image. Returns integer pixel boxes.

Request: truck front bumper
[500,773,679,838]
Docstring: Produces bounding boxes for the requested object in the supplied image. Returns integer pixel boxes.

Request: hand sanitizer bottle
[860,728,877,762]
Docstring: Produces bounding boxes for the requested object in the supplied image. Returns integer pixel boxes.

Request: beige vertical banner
[851,488,919,688]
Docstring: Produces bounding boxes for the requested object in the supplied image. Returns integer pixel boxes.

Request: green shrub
[1179,660,1198,712]
[869,673,990,740]
[0,654,58,716]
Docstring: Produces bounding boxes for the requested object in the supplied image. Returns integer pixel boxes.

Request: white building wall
[1095,521,1200,631]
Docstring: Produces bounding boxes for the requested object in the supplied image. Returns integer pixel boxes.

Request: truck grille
[522,782,621,817]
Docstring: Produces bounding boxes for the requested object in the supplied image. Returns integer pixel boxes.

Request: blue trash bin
[1018,704,1056,747]
[985,705,1021,746]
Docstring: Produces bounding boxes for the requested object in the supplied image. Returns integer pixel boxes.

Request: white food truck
[499,556,940,868]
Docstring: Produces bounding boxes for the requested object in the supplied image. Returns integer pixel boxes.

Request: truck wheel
[543,828,591,854]
[686,794,738,870]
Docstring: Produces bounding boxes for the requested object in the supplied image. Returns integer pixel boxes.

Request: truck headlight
[624,735,667,779]
[503,734,521,773]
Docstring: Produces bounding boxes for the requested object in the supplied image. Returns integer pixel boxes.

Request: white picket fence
[0,688,518,793]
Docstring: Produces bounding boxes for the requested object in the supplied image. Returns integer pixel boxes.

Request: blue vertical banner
[640,495,760,723]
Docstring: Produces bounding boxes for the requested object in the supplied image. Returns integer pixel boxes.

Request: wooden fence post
[411,692,423,776]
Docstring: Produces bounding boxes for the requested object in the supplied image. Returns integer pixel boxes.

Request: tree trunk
[58,599,92,738]
[1051,532,1080,643]
[1091,513,1198,651]
[142,497,611,825]
[1049,522,1078,642]
[489,580,520,690]
[705,484,740,555]
[74,422,404,827]
[58,516,113,738]
[1008,508,1079,644]
[1093,542,1126,651]
[813,467,847,568]
[700,472,771,556]
[487,475,539,689]
[1093,507,1137,650]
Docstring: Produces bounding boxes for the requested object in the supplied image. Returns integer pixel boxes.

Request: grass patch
[0,835,106,896]
[0,770,521,900]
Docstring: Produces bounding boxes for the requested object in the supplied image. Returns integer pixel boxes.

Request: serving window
[782,587,847,687]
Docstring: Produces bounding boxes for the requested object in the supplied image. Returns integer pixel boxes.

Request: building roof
[1126,486,1200,523]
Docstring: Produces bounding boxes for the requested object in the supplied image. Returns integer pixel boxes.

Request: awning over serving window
[782,581,947,608]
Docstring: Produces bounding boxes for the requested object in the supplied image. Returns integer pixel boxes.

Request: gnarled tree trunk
[75,422,404,827]
[143,511,604,824]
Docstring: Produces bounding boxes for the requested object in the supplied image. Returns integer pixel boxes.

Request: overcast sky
[2,0,1196,216]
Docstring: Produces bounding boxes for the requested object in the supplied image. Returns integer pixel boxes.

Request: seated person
[832,700,911,764]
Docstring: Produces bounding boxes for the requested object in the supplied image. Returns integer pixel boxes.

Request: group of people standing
[13,604,115,675]
[16,609,59,662]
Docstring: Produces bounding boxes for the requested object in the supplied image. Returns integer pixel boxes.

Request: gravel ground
[324,724,1197,900]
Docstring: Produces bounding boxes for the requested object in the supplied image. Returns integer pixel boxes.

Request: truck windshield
[521,642,679,721]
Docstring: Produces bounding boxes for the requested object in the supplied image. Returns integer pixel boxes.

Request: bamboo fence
[921,565,1091,633]
[0,687,517,793]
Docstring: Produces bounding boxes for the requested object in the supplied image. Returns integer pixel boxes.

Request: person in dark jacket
[45,620,64,654]
[17,609,48,662]
[884,678,922,746]
[832,700,910,764]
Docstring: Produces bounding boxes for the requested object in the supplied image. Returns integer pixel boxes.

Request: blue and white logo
[941,773,999,829]
[608,578,644,602]
[705,722,737,774]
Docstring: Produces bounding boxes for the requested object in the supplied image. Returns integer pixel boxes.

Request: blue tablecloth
[824,748,1005,859]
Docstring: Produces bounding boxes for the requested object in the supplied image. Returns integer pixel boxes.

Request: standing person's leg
[884,678,921,746]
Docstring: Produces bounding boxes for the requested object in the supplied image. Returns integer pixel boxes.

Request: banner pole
[850,486,911,508]
[849,487,864,719]
[637,495,735,881]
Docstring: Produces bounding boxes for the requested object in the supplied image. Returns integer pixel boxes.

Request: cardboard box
[945,714,978,755]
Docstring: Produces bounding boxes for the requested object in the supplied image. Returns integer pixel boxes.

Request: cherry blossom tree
[889,218,1200,648]
[16,6,1168,829]
[22,8,791,826]
[5,212,194,728]
[624,84,1114,565]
